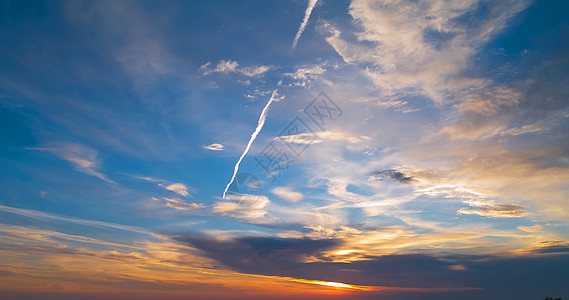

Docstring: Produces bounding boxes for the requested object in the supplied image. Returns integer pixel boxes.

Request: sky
[1,0,568,299]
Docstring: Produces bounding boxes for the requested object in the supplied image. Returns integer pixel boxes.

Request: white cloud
[283,63,327,87]
[28,144,114,184]
[239,65,272,77]
[291,0,318,50]
[203,143,224,151]
[223,90,279,199]
[198,62,212,74]
[214,60,239,73]
[272,186,303,203]
[285,64,326,81]
[322,0,530,104]
[213,194,277,224]
[199,60,272,77]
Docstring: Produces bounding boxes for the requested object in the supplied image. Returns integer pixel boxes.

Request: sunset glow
[1,0,568,299]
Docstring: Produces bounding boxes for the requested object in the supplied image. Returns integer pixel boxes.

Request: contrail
[291,0,318,51]
[223,89,279,199]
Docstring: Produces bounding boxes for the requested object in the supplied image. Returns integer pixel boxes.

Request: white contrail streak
[223,89,279,199]
[291,0,318,51]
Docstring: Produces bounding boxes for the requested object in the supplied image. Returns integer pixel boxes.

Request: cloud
[165,183,190,197]
[135,176,192,197]
[0,204,151,235]
[458,199,528,218]
[239,65,273,77]
[322,0,530,104]
[532,241,569,254]
[152,197,203,210]
[283,63,327,86]
[517,225,543,233]
[498,109,569,138]
[272,186,303,203]
[277,130,369,145]
[174,235,340,275]
[223,90,279,199]
[456,85,521,116]
[174,235,569,297]
[212,60,238,73]
[27,143,114,184]
[352,96,418,113]
[0,223,143,251]
[369,169,415,184]
[134,175,167,183]
[291,0,318,50]
[199,60,272,77]
[213,194,277,224]
[203,143,224,151]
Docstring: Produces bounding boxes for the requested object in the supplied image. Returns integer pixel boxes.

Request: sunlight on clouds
[213,194,278,224]
[152,197,204,210]
[0,224,350,299]
[518,225,543,233]
[277,130,370,145]
[330,0,530,104]
[135,175,193,198]
[300,280,373,291]
[272,186,303,203]
[1,0,568,298]
[458,199,528,218]
[165,183,190,197]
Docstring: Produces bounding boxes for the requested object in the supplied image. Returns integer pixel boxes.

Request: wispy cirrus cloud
[322,0,530,104]
[277,130,369,145]
[0,204,151,235]
[199,60,272,77]
[458,199,528,218]
[165,183,190,197]
[272,186,303,203]
[27,143,114,184]
[291,0,318,50]
[152,197,203,211]
[135,175,192,197]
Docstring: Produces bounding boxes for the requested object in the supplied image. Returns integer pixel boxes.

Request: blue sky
[1,0,569,299]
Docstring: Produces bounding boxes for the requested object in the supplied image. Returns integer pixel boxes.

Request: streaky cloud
[291,0,318,51]
[223,90,279,199]
[0,204,151,235]
[27,144,115,184]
